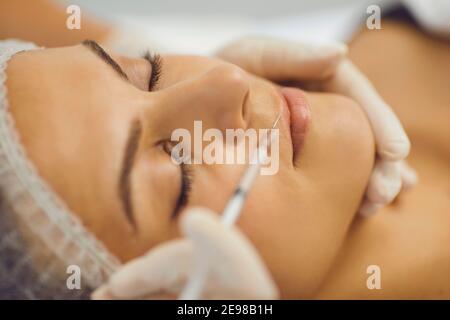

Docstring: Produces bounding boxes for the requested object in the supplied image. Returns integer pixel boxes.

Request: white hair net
[0,40,121,299]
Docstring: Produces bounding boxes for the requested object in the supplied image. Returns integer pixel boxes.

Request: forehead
[6,45,153,254]
[5,44,136,217]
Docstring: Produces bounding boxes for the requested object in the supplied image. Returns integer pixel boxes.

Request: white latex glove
[216,36,348,81]
[216,36,417,216]
[92,207,279,300]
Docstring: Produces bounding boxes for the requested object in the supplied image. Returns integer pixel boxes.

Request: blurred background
[57,0,397,54]
[61,0,364,19]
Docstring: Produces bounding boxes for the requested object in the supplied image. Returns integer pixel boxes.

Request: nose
[150,64,250,136]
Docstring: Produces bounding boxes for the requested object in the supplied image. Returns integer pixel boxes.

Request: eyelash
[162,142,193,217]
[143,51,162,91]
[174,164,193,217]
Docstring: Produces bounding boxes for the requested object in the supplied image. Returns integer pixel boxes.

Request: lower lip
[281,87,311,160]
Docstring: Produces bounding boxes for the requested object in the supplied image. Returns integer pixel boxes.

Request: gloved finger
[181,207,279,299]
[92,239,193,299]
[91,285,116,300]
[358,200,384,217]
[358,160,402,217]
[216,36,347,81]
[358,161,417,217]
[322,60,410,161]
[399,161,419,191]
[366,160,402,205]
[92,286,176,300]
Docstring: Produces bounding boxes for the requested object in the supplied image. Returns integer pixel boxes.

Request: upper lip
[276,87,310,164]
[246,84,305,164]
[275,87,294,161]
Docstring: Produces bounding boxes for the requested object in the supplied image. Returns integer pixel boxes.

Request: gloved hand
[92,207,279,300]
[216,36,417,216]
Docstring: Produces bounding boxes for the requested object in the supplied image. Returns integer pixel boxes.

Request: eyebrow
[118,119,142,227]
[81,40,139,226]
[81,39,128,80]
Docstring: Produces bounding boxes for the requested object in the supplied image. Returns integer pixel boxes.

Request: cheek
[185,163,247,214]
[299,93,375,213]
[237,176,341,298]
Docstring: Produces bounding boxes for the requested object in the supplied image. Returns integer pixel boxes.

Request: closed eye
[143,51,162,91]
[162,142,193,218]
[173,163,193,218]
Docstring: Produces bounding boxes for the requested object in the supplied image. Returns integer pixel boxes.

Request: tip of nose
[197,64,250,128]
[209,64,250,91]
[208,64,250,122]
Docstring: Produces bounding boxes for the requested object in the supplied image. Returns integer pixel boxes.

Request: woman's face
[6,42,374,298]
